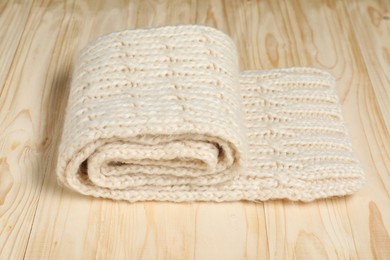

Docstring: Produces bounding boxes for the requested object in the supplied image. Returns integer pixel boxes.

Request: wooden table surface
[1,0,389,259]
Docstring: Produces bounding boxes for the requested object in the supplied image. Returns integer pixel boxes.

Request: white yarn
[56,25,365,202]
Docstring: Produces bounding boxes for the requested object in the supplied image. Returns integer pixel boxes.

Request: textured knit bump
[57,25,365,202]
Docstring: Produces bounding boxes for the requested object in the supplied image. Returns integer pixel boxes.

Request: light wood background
[1,0,389,259]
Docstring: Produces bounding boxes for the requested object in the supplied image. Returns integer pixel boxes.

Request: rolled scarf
[56,25,365,202]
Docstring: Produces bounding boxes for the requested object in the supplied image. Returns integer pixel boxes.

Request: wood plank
[0,1,72,259]
[346,0,390,130]
[0,0,387,259]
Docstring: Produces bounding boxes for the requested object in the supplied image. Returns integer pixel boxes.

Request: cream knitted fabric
[57,25,365,202]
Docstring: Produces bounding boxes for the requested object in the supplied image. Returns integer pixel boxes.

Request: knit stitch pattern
[57,25,365,202]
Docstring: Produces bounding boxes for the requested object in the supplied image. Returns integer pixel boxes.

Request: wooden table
[1,0,389,259]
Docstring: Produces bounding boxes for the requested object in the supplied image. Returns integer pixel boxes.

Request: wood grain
[0,0,389,259]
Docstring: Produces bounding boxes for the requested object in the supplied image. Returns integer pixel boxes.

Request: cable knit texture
[57,25,365,202]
